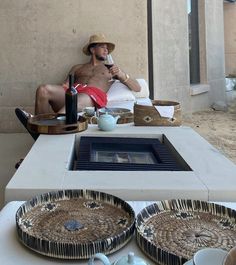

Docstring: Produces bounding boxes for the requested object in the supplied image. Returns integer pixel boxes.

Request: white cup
[83,107,95,116]
[193,248,228,265]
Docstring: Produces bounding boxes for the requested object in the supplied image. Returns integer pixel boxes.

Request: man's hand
[109,65,126,81]
[108,64,141,92]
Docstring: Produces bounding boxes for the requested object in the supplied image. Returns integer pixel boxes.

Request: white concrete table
[5,126,236,203]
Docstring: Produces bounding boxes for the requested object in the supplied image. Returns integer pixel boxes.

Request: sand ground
[182,99,236,164]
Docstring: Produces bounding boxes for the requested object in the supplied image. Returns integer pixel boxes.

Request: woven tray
[83,112,133,124]
[16,190,135,259]
[136,199,236,265]
[99,107,131,116]
[27,114,88,134]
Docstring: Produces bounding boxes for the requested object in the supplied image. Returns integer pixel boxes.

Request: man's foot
[15,108,39,140]
[15,158,24,169]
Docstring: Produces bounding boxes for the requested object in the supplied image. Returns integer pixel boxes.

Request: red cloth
[65,84,107,108]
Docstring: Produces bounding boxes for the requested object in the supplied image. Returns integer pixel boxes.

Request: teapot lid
[100,112,113,118]
[114,252,149,265]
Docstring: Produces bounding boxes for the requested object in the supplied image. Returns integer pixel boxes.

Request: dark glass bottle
[65,74,78,124]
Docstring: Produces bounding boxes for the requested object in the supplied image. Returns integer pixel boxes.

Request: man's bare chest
[75,64,107,79]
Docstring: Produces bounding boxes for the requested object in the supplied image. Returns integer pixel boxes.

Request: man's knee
[36,84,50,99]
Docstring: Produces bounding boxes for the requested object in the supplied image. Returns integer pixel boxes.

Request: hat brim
[83,42,115,56]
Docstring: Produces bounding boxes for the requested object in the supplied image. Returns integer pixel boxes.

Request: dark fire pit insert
[72,136,191,171]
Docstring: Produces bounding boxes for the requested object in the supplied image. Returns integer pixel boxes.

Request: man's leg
[58,93,95,113]
[35,84,65,114]
[15,84,65,140]
[16,86,95,140]
[78,93,95,110]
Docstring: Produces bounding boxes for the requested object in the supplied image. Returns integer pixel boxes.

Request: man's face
[93,43,108,61]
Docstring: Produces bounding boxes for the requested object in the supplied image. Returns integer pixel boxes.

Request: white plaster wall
[152,0,191,112]
[0,0,227,131]
[224,1,236,75]
[205,0,226,104]
[0,0,148,132]
[152,0,226,113]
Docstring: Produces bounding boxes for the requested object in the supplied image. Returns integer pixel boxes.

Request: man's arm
[62,64,83,88]
[110,65,141,92]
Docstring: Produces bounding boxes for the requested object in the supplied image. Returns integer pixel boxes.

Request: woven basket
[134,100,181,126]
[136,199,236,265]
[16,190,135,259]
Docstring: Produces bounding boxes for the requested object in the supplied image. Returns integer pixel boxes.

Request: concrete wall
[0,0,148,132]
[224,2,236,76]
[205,0,226,104]
[152,0,191,112]
[152,0,226,113]
[0,0,227,132]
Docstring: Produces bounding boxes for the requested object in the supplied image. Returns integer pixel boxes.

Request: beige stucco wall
[0,0,227,132]
[205,0,226,104]
[152,0,191,112]
[152,0,226,113]
[224,2,236,76]
[0,0,148,132]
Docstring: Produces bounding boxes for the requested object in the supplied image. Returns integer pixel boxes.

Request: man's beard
[95,54,105,61]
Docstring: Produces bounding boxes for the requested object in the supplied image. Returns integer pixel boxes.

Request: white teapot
[92,112,120,131]
[88,252,149,265]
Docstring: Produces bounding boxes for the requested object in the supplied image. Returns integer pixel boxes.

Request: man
[15,33,141,139]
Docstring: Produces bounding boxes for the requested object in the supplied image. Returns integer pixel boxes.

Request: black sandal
[15,158,24,169]
[15,108,39,140]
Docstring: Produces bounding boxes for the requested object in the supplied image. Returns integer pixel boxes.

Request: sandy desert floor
[182,99,236,164]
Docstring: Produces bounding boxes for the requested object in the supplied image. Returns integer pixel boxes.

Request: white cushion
[107,79,149,102]
[107,81,136,102]
[133,79,150,98]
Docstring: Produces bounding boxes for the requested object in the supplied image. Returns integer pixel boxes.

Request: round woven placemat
[136,199,236,265]
[16,190,135,259]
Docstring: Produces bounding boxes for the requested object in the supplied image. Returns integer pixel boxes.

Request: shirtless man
[35,33,141,114]
[15,33,141,140]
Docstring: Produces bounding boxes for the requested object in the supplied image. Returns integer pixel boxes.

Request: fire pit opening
[70,136,192,171]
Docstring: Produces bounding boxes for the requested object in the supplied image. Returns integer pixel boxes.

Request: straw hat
[83,33,115,56]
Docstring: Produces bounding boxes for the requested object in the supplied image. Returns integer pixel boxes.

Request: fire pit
[72,136,191,171]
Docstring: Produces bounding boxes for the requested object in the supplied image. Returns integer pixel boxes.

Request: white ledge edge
[190,84,210,96]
